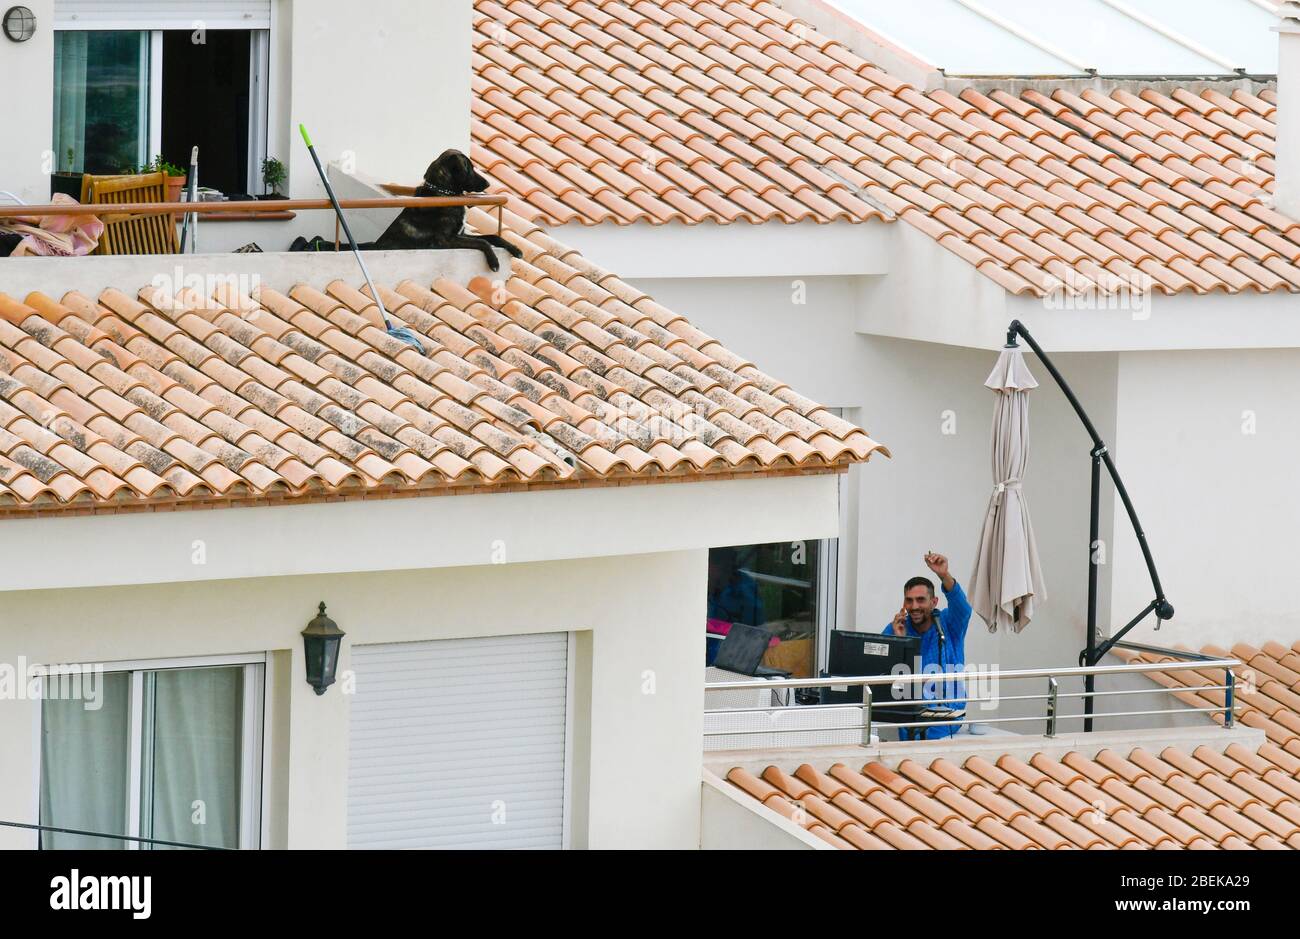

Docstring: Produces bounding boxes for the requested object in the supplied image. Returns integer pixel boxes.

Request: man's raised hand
[924,552,955,590]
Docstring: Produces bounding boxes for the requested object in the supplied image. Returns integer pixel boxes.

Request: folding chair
[82,172,178,255]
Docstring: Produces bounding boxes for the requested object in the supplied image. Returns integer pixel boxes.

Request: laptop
[711,622,791,679]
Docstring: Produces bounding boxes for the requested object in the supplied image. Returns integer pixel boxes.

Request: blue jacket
[881,580,972,739]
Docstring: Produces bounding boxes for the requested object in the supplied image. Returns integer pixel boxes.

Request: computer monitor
[815,630,921,708]
[828,629,920,686]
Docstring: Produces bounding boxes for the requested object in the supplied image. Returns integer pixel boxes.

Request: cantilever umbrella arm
[1005,320,1174,729]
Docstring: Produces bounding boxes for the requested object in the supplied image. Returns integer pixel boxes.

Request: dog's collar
[421,185,462,197]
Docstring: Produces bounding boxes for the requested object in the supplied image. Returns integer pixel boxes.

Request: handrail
[1111,640,1226,663]
[703,657,1243,745]
[0,193,510,249]
[703,657,1239,691]
[0,194,505,218]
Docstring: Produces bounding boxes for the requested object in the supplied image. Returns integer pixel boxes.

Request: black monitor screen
[827,630,920,678]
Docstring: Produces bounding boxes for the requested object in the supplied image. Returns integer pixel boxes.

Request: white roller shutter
[347,632,570,849]
[54,1,272,30]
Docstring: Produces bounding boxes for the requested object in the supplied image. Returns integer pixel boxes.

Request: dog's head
[423,149,488,194]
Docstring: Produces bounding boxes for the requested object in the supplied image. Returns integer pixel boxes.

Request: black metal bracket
[1006,320,1174,727]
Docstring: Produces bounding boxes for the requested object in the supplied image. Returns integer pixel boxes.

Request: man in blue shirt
[881,552,971,740]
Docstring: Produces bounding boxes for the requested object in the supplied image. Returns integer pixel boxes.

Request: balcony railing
[0,193,508,254]
[703,654,1241,748]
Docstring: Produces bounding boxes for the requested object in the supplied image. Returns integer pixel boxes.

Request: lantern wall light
[301,602,345,695]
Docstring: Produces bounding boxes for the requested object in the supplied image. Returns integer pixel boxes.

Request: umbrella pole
[1005,320,1175,733]
[1084,448,1101,731]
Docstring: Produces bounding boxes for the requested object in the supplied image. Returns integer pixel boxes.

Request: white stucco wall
[283,0,471,198]
[700,772,826,849]
[633,265,1278,730]
[0,0,55,204]
[0,550,708,850]
[1111,348,1300,651]
[1276,24,1300,221]
[630,271,1119,691]
[0,469,840,850]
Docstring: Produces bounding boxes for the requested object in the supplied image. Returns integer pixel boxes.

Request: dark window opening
[706,541,821,678]
[161,29,251,196]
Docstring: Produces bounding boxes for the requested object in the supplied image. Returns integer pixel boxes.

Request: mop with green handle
[298,124,425,353]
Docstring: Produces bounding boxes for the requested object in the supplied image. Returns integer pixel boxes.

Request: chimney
[1276,3,1300,219]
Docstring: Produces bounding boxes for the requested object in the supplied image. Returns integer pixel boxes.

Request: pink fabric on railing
[706,618,780,646]
[1,194,104,257]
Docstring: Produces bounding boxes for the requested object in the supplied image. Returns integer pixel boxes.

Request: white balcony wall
[0,551,708,849]
[1112,348,1300,651]
[0,0,56,205]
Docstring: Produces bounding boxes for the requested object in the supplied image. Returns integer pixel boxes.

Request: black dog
[367,149,521,271]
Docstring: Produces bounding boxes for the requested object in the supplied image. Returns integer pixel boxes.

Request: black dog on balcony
[365,149,521,271]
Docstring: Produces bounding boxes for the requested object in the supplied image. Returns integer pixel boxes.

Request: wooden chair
[81,172,178,255]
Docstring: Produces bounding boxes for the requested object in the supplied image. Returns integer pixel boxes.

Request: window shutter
[54,1,272,30]
[347,633,570,849]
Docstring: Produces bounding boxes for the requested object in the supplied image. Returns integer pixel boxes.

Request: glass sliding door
[706,541,824,678]
[39,672,132,850]
[53,30,151,175]
[39,660,263,850]
[141,667,245,850]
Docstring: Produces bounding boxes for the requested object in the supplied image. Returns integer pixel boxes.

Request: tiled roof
[725,743,1300,850]
[725,638,1300,849]
[0,207,885,518]
[472,0,888,225]
[1115,641,1300,755]
[471,0,1300,295]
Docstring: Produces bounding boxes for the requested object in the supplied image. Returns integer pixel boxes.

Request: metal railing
[703,657,1241,746]
[0,193,509,249]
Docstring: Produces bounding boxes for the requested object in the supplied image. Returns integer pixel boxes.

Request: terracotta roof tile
[1117,640,1300,753]
[732,747,1300,851]
[473,1,1299,295]
[0,209,885,517]
[728,636,1300,849]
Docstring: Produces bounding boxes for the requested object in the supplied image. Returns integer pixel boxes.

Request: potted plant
[124,156,186,201]
[50,147,84,200]
[259,157,287,199]
[149,156,188,202]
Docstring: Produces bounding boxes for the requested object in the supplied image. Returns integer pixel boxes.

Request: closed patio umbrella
[970,345,1046,632]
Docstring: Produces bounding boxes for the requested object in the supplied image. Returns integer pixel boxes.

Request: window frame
[53,25,271,189]
[33,652,267,851]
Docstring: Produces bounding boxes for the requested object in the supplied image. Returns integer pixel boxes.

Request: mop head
[386,325,425,354]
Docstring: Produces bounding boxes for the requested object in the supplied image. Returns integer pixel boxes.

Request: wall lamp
[2,7,36,42]
[302,602,345,695]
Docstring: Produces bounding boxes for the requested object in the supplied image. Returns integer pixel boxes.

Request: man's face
[904,585,936,624]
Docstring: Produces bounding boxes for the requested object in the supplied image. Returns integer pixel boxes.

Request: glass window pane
[144,666,244,850]
[707,541,821,678]
[40,671,131,850]
[53,30,150,175]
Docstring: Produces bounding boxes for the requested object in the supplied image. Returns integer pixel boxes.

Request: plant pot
[256,192,288,200]
[50,172,84,201]
[165,176,187,202]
